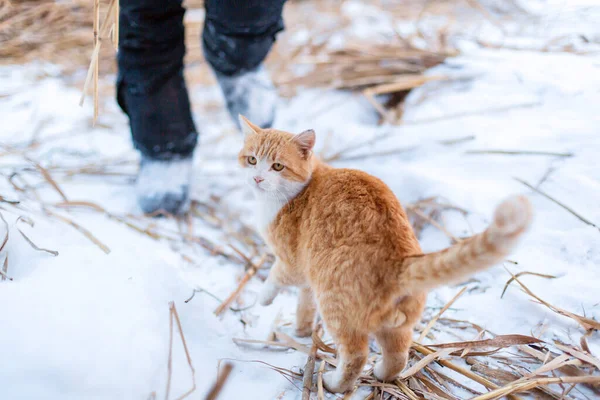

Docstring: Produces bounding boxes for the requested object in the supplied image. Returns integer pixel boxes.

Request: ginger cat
[237,116,533,394]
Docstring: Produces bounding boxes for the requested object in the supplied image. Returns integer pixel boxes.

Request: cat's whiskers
[274,187,293,214]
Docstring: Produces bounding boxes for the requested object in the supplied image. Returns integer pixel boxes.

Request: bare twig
[204,363,233,400]
[501,271,557,298]
[466,150,573,157]
[302,344,317,400]
[0,255,10,281]
[0,211,9,253]
[27,158,68,201]
[80,0,117,116]
[44,209,110,254]
[214,254,267,316]
[406,205,461,243]
[17,228,58,256]
[412,343,502,392]
[317,361,326,400]
[504,271,600,331]
[418,287,467,342]
[165,302,197,400]
[471,376,600,400]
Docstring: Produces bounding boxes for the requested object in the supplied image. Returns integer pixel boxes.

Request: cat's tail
[400,195,533,292]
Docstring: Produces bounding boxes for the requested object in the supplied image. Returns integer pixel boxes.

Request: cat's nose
[253,176,264,184]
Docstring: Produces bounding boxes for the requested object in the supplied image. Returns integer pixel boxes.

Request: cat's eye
[272,163,284,171]
[247,156,257,165]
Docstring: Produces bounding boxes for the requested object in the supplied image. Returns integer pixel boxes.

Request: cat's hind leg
[322,330,369,393]
[373,326,412,382]
[319,295,368,393]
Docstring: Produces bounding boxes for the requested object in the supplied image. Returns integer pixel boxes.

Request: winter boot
[136,156,193,215]
[215,66,278,130]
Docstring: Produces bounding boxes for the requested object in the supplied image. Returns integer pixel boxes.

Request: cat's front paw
[258,282,279,306]
[295,325,313,338]
[322,371,353,394]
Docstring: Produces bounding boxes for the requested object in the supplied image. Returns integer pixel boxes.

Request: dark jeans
[117,0,287,160]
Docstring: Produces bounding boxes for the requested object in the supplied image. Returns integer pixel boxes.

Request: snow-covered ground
[1,3,599,400]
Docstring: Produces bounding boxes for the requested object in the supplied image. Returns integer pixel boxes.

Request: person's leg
[202,0,287,129]
[118,0,197,214]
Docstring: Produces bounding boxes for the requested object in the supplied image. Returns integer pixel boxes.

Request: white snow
[1,4,599,399]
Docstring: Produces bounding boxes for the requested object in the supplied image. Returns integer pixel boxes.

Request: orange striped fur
[238,116,533,393]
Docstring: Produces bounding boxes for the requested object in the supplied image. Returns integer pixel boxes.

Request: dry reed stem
[214,254,267,316]
[529,354,576,376]
[418,287,467,342]
[363,91,392,123]
[467,360,521,386]
[515,178,599,232]
[312,330,336,355]
[431,334,543,351]
[518,346,582,376]
[54,201,161,240]
[204,362,233,400]
[0,210,9,253]
[400,348,456,379]
[501,271,558,298]
[317,361,325,400]
[395,380,420,400]
[504,272,600,331]
[421,376,459,399]
[93,0,99,121]
[80,0,116,116]
[165,302,174,400]
[406,205,461,243]
[302,344,317,400]
[28,158,68,201]
[44,208,110,254]
[0,211,9,281]
[113,0,119,50]
[330,145,416,163]
[553,344,600,371]
[165,302,196,400]
[17,228,58,256]
[460,330,486,358]
[412,343,502,391]
[471,376,600,400]
[466,150,573,157]
[0,256,10,281]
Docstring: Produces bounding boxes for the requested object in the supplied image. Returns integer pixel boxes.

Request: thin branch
[44,209,110,254]
[205,363,233,400]
[466,150,573,157]
[418,287,467,342]
[302,344,317,400]
[165,302,197,400]
[214,254,267,316]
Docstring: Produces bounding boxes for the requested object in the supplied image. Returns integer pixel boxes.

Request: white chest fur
[255,197,286,238]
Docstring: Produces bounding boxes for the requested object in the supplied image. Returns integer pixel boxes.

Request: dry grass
[234,296,599,399]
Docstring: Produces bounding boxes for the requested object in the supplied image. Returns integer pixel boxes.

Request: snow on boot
[136,156,193,215]
[216,66,278,130]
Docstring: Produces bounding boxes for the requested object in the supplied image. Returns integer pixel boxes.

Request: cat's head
[237,115,316,200]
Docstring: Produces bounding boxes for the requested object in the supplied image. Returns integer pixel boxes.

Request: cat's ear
[293,129,316,158]
[239,115,261,136]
